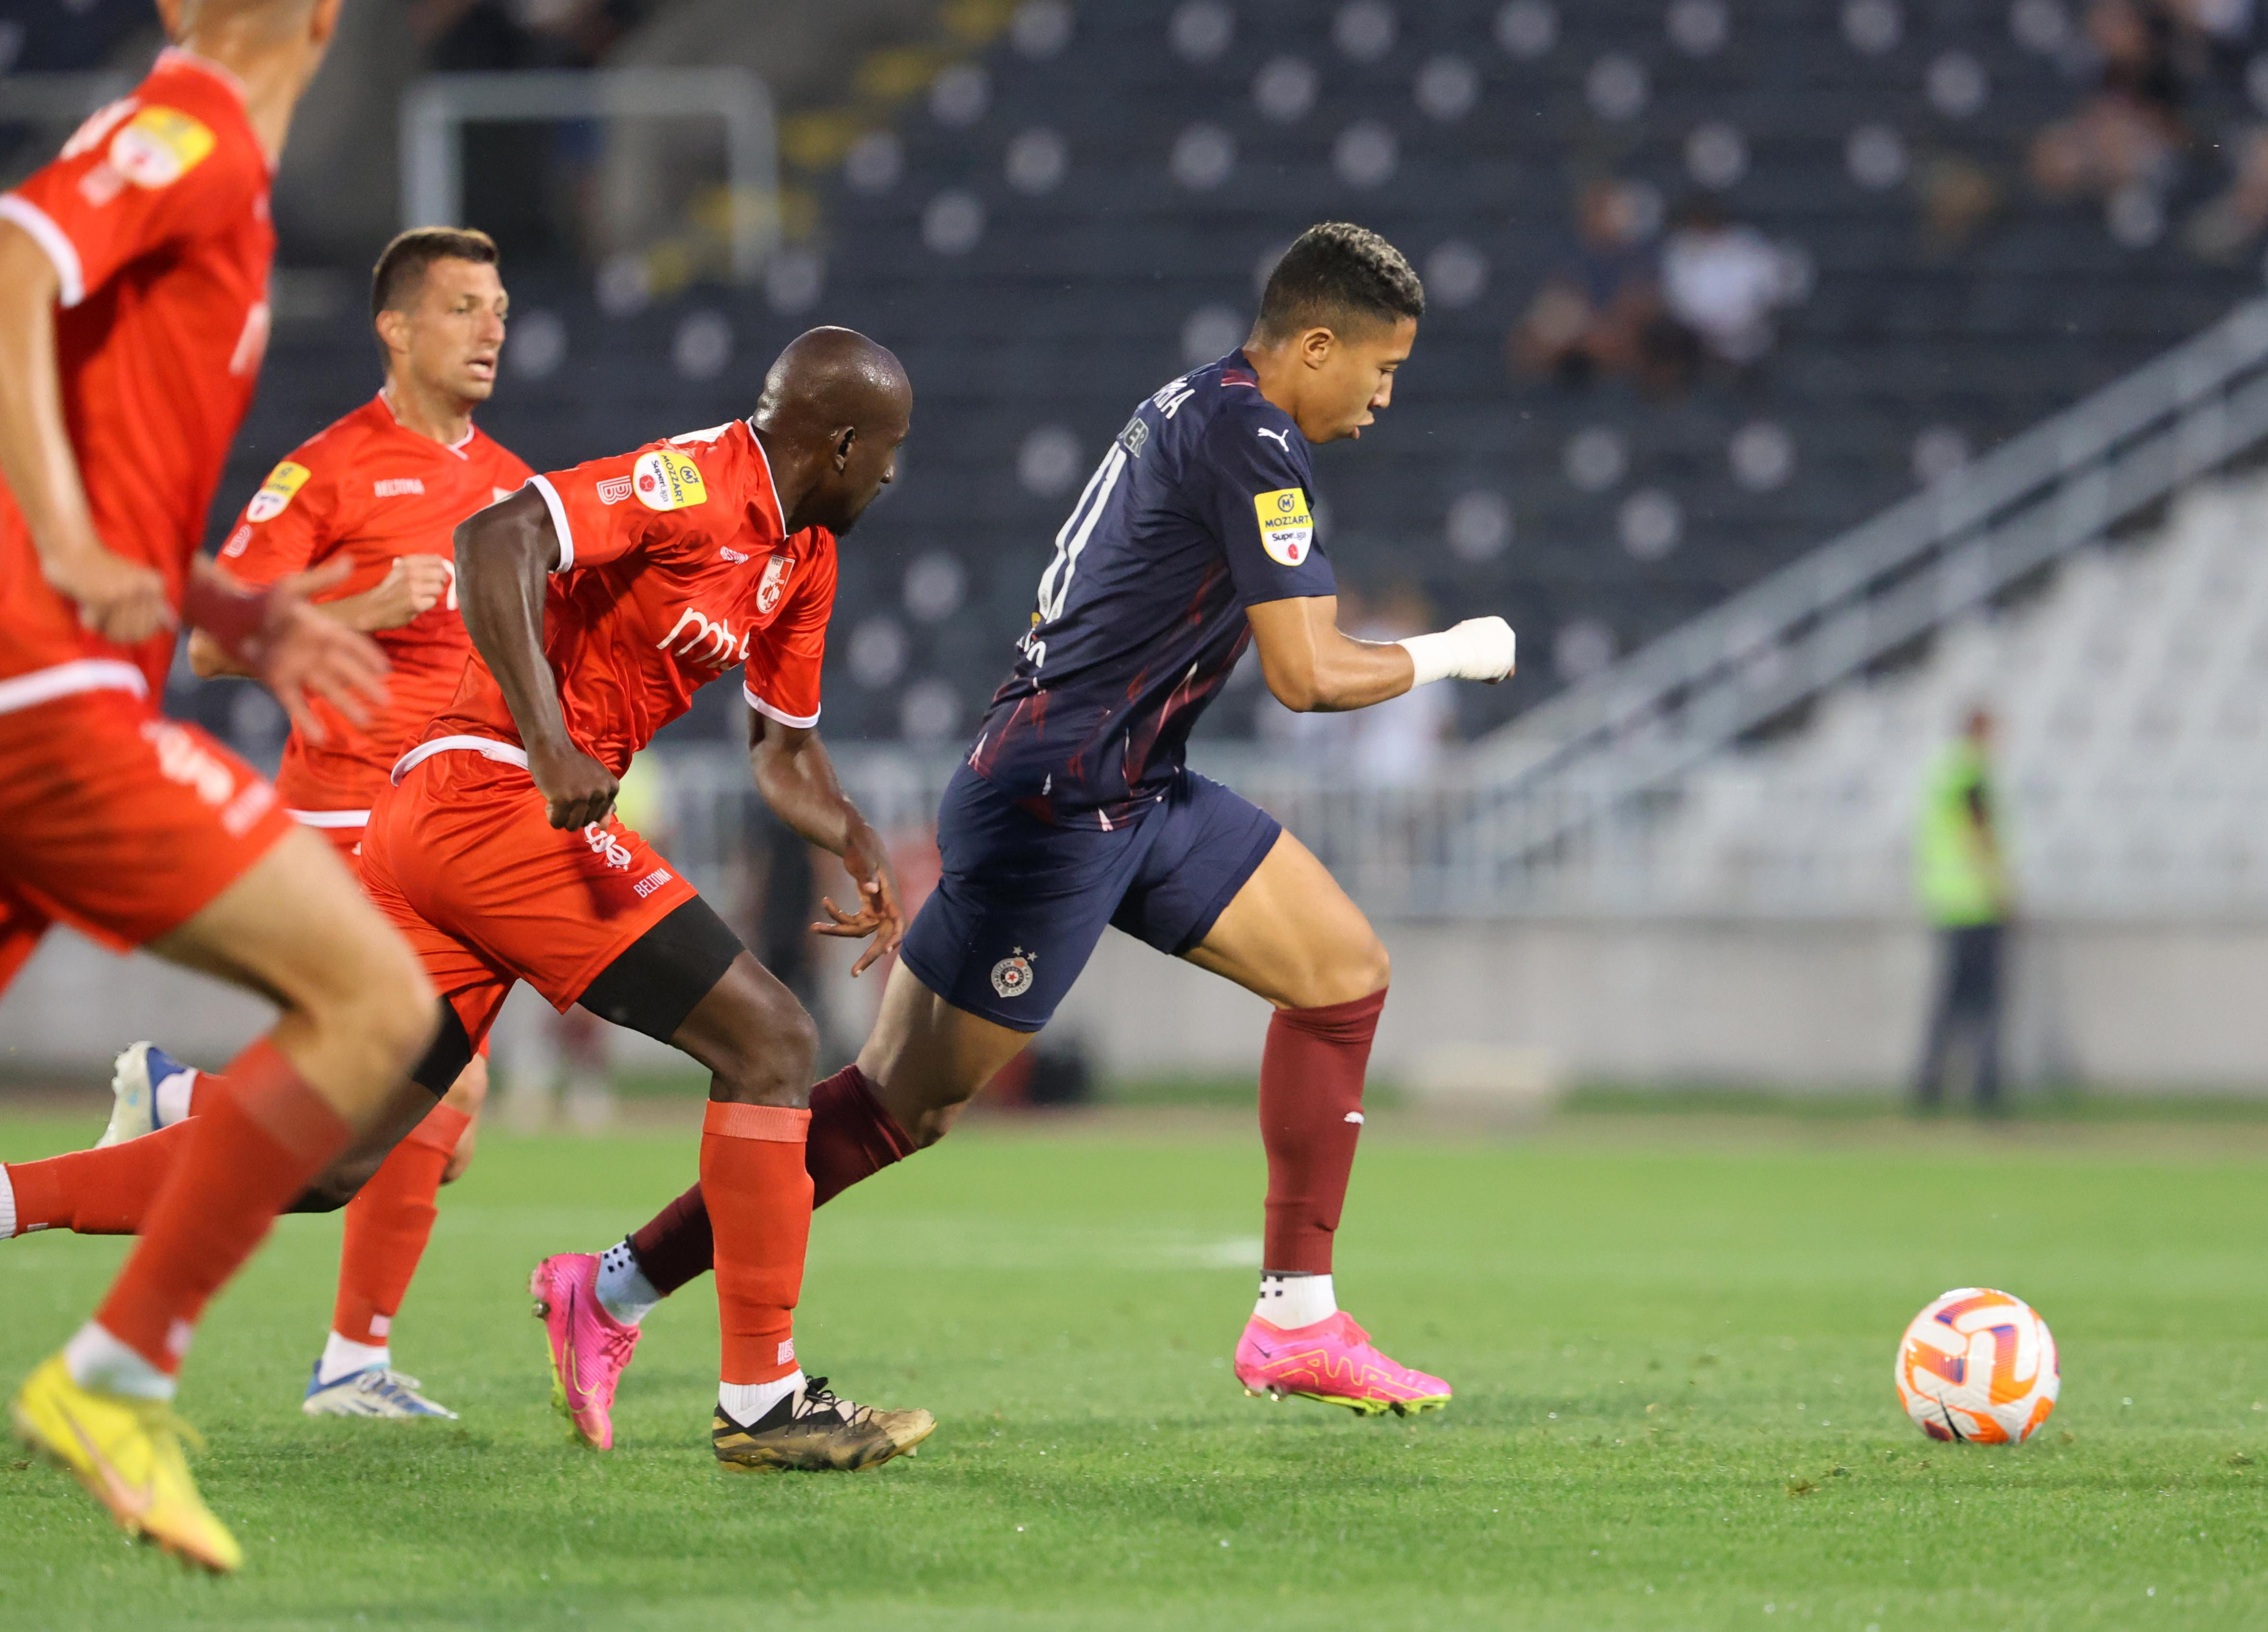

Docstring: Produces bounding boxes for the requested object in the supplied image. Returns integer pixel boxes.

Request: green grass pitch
[0,1105,2262,1630]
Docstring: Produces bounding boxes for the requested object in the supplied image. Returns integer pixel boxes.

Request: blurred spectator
[1917,154,2004,255]
[1658,200,1804,371]
[2030,0,2187,206]
[1912,707,2014,1116]
[1511,180,1693,395]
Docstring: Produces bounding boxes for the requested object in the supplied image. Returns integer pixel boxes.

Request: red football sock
[4,1121,195,1236]
[93,1039,352,1374]
[700,1100,811,1385]
[629,1064,914,1295]
[332,1102,469,1347]
[1258,989,1387,1275]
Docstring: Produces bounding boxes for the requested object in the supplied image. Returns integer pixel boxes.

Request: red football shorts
[358,747,699,1048]
[0,686,295,992]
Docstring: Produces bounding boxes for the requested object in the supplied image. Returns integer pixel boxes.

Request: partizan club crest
[990,947,1037,1000]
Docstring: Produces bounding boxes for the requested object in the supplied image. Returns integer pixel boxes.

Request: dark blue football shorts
[897,762,1283,1031]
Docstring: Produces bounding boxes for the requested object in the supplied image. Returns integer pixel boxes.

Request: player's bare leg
[13,827,436,1570]
[1183,831,1447,1416]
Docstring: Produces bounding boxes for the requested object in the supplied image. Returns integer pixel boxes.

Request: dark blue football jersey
[968,351,1338,828]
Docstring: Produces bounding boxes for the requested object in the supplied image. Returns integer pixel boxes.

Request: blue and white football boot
[99,1041,195,1148]
[301,1364,459,1420]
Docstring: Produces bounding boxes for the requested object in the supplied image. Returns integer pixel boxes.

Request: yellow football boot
[11,1353,243,1573]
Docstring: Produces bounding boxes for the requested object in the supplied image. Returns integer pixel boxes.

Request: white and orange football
[1894,1287,2059,1444]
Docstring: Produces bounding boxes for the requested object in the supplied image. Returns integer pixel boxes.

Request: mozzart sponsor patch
[110,106,215,189]
[632,449,707,511]
[245,460,312,523]
[1252,486,1314,567]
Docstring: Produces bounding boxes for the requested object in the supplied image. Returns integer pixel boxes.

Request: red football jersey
[214,393,533,814]
[410,419,837,779]
[0,49,276,697]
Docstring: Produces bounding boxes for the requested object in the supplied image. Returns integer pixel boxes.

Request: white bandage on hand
[1397,617,1516,687]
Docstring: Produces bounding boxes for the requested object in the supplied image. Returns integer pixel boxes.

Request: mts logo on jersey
[657,606,753,671]
[633,449,706,511]
[1253,487,1314,567]
[246,461,312,523]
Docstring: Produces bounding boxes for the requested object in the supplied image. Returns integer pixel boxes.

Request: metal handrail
[1462,299,2268,860]
[1474,298,2268,784]
[398,69,780,281]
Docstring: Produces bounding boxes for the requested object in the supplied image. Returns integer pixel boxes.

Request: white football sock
[63,1321,175,1401]
[596,1240,661,1325]
[0,1164,15,1239]
[154,1066,198,1128]
[318,1332,390,1385]
[1254,1271,1336,1329]
[719,1370,805,1426]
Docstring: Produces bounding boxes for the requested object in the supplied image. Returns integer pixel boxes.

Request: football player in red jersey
[64,228,533,1421]
[7,327,939,1473]
[0,0,446,1573]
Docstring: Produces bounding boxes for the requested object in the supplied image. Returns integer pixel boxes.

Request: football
[1895,1287,2060,1444]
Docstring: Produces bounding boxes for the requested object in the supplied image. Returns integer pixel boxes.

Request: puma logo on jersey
[1256,427,1292,451]
[657,606,752,671]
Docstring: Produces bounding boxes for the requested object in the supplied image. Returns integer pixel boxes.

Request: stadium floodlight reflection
[398,68,780,282]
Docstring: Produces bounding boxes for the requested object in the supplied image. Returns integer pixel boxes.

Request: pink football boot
[1234,1311,1452,1417]
[530,1253,643,1450]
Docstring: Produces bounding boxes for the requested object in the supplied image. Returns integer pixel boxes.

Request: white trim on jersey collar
[287,808,370,829]
[0,195,86,309]
[378,386,477,457]
[528,473,577,572]
[741,419,787,537]
[744,684,819,730]
[391,734,530,785]
[0,659,146,717]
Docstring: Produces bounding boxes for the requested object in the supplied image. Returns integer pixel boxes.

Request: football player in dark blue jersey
[569,224,1514,1424]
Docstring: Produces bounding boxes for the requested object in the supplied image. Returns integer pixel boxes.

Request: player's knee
[1355,935,1391,997]
[709,985,818,1106]
[309,928,437,1075]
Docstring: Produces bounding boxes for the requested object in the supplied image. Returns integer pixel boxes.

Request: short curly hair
[1253,222,1425,342]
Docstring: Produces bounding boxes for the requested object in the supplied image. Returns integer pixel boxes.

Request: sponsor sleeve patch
[245,460,312,523]
[1252,487,1314,567]
[108,106,215,189]
[632,449,708,511]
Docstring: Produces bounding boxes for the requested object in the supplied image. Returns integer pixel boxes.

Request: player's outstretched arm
[746,711,905,976]
[1247,596,1515,714]
[0,222,172,642]
[454,487,618,828]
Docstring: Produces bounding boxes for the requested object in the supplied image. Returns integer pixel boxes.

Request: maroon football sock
[1258,989,1387,1275]
[627,1063,915,1296]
